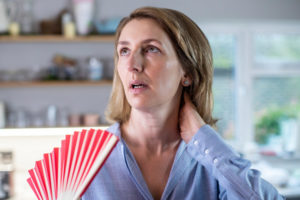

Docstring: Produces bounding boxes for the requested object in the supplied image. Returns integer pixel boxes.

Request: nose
[128,49,144,72]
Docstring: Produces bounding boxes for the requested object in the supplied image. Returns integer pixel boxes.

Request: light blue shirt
[82,123,284,200]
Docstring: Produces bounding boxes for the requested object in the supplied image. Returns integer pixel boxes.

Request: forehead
[118,18,169,42]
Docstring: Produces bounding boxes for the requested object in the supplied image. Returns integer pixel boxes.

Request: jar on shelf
[88,57,103,81]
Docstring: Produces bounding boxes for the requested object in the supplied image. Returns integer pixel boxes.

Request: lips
[129,80,148,93]
[132,84,146,88]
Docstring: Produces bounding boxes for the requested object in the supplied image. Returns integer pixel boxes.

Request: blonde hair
[106,6,216,126]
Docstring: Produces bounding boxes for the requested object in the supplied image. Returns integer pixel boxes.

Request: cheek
[117,62,125,81]
[161,60,183,83]
[117,67,128,91]
[155,66,182,95]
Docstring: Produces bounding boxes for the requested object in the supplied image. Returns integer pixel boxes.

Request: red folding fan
[27,128,118,200]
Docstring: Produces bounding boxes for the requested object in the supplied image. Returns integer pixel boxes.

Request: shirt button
[193,140,199,146]
[204,149,209,155]
[213,158,219,164]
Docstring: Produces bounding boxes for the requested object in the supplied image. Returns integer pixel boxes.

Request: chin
[127,98,153,110]
[129,102,150,110]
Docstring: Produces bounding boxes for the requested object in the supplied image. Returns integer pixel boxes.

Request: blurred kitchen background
[0,0,300,199]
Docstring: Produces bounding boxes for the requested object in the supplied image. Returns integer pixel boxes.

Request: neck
[121,98,182,154]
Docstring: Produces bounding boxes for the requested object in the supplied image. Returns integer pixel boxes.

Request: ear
[181,75,192,87]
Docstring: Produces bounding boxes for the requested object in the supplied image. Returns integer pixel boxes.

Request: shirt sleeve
[186,125,285,200]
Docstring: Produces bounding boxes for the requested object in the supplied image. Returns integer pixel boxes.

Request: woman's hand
[179,92,206,143]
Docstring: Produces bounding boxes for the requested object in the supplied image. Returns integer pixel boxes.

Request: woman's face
[117,18,184,111]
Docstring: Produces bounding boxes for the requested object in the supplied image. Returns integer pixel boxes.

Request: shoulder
[106,122,121,137]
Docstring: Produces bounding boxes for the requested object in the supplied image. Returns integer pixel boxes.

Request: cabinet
[0,35,116,129]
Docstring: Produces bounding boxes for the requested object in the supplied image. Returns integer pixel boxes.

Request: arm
[179,93,284,200]
[187,125,284,200]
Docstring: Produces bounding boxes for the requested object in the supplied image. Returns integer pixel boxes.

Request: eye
[119,48,130,56]
[144,46,160,54]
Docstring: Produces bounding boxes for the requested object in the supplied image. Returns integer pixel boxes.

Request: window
[208,34,236,140]
[254,34,300,66]
[254,77,300,145]
[253,32,300,152]
[201,22,300,154]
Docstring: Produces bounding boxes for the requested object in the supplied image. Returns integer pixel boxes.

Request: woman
[82,7,283,200]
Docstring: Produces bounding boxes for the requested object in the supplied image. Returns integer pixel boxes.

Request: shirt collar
[106,122,195,200]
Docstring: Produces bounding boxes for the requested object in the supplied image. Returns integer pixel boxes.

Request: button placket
[213,158,219,164]
[204,149,209,155]
[193,140,199,146]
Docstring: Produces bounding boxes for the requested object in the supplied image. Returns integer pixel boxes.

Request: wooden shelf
[0,35,115,43]
[0,80,113,88]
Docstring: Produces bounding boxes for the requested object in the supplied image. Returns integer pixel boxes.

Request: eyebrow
[117,38,162,46]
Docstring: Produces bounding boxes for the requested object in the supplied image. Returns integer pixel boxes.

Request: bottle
[20,0,34,34]
[9,22,20,36]
[0,0,9,33]
[0,102,5,128]
[88,57,103,81]
[73,0,94,35]
[46,105,57,127]
[7,0,19,36]
[62,12,76,39]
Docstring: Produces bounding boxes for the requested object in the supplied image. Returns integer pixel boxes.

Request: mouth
[131,83,147,89]
[129,80,148,91]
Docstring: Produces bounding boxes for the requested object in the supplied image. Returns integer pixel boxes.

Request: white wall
[33,0,300,21]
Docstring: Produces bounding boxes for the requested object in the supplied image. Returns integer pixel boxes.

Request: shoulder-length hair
[105,6,216,126]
